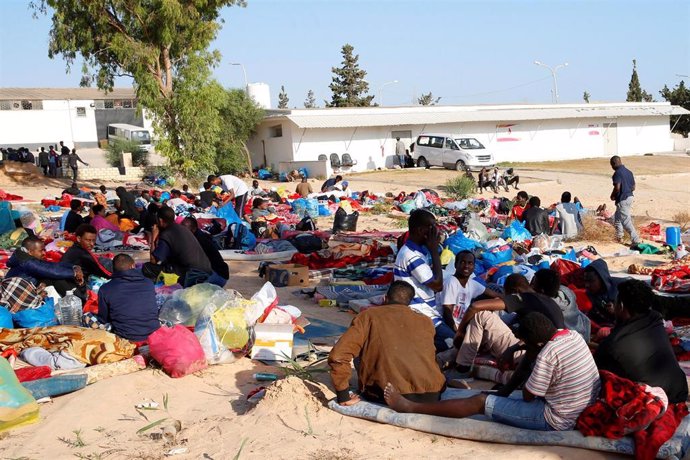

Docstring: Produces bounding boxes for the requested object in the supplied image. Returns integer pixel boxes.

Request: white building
[247,102,689,177]
[0,88,151,149]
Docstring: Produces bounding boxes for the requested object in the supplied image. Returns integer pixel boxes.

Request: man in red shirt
[509,191,530,222]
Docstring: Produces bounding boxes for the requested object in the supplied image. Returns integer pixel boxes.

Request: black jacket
[116,187,140,220]
[64,210,84,233]
[61,244,112,280]
[595,310,689,403]
[157,223,211,277]
[194,229,229,279]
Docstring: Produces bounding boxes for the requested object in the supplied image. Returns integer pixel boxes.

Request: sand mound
[0,161,44,185]
[254,376,333,415]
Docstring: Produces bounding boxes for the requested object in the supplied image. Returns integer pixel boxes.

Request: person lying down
[384,311,601,431]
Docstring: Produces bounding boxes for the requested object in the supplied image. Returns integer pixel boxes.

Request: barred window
[0,101,11,110]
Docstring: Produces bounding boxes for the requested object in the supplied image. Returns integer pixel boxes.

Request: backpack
[296,216,317,231]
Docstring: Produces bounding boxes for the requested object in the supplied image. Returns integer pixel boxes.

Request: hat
[342,181,349,186]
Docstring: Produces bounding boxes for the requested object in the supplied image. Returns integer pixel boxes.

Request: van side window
[445,138,459,150]
[108,126,115,136]
[430,137,444,148]
[417,136,430,146]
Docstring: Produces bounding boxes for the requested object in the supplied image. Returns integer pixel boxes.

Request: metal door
[604,122,618,156]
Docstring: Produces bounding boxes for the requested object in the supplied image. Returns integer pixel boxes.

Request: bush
[443,176,476,200]
[672,211,690,232]
[106,139,149,167]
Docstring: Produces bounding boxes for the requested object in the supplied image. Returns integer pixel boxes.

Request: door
[604,122,618,156]
[443,137,461,167]
[426,135,445,166]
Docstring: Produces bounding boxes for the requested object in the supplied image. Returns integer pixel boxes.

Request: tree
[278,85,289,109]
[327,44,374,107]
[418,92,441,106]
[304,89,316,108]
[660,80,690,137]
[215,88,265,174]
[626,59,655,102]
[30,0,245,178]
[583,91,591,103]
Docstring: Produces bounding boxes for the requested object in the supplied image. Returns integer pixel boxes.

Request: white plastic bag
[245,282,278,326]
[194,305,236,365]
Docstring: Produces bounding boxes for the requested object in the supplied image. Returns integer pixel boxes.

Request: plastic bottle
[57,290,83,326]
[254,372,278,382]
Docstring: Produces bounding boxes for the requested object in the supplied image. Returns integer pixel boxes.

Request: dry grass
[672,211,690,232]
[575,215,615,242]
[501,155,690,176]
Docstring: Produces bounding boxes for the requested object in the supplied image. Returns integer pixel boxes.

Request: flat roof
[264,102,690,129]
[0,87,136,101]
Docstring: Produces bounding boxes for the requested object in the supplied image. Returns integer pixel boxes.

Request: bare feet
[384,383,413,413]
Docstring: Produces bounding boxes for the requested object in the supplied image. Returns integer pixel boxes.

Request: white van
[107,123,153,151]
[412,133,494,171]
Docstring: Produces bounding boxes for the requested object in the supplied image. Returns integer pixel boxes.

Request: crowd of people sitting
[329,208,689,440]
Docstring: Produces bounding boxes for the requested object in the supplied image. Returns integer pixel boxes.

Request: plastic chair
[341,153,357,167]
[318,154,328,162]
[330,153,341,169]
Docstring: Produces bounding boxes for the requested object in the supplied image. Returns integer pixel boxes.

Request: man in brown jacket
[328,281,446,406]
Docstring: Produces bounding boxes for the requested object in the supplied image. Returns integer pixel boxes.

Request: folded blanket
[0,326,135,365]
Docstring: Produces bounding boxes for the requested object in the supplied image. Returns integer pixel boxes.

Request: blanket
[0,326,135,365]
[329,388,690,459]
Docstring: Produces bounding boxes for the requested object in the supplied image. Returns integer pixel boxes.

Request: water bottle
[57,290,83,326]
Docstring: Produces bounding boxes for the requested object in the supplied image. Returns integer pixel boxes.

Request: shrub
[672,211,690,232]
[443,176,476,200]
[106,139,149,167]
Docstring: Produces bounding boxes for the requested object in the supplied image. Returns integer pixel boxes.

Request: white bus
[107,123,153,151]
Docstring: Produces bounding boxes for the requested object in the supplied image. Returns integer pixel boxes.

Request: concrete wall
[278,160,332,179]
[0,99,99,149]
[672,133,690,151]
[246,120,294,170]
[59,166,155,182]
[248,115,676,170]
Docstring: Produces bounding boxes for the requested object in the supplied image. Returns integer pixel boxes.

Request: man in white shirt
[212,174,249,218]
[394,209,452,352]
[553,191,582,240]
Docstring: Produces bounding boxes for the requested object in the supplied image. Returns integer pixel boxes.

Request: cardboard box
[251,323,294,361]
[265,264,309,287]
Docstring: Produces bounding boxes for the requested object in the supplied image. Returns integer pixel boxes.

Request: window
[108,126,116,136]
[416,136,430,146]
[0,101,11,110]
[0,100,42,110]
[94,100,105,109]
[391,130,412,139]
[429,136,444,148]
[104,100,114,109]
[445,138,459,150]
[76,107,86,117]
[269,124,283,138]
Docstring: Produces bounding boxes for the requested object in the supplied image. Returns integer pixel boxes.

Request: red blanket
[291,243,393,269]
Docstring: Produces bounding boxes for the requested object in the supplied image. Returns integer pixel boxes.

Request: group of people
[329,207,688,435]
[477,167,520,194]
[1,141,88,180]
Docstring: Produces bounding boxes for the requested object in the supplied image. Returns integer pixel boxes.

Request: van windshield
[131,130,151,144]
[455,138,484,149]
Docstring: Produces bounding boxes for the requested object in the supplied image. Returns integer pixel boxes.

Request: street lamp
[534,60,568,103]
[378,80,399,106]
[230,62,248,92]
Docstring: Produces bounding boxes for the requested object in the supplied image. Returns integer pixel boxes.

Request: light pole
[534,60,568,103]
[230,62,248,92]
[377,80,399,106]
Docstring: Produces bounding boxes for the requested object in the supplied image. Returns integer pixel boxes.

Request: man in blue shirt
[609,156,640,245]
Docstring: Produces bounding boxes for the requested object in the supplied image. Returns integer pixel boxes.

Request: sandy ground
[0,155,689,459]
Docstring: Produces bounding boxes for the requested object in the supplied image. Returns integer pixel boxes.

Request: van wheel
[417,157,429,169]
[455,160,467,172]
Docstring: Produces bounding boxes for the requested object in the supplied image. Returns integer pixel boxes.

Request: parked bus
[107,123,153,151]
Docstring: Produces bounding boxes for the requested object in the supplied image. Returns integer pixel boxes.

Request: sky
[0,0,688,108]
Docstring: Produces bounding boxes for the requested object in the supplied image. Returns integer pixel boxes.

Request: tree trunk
[242,142,253,176]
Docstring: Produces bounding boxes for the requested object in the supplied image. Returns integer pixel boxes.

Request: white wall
[246,120,294,171]
[0,99,99,149]
[248,115,676,171]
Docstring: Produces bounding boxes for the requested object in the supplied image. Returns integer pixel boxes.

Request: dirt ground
[1,155,689,459]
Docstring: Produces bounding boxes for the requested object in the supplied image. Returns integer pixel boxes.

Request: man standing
[610,156,640,245]
[38,147,49,175]
[59,140,70,157]
[68,148,89,181]
[48,145,58,177]
[211,174,249,219]
[395,137,406,168]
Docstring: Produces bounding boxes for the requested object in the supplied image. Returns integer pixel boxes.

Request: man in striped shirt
[394,209,454,352]
[384,312,600,431]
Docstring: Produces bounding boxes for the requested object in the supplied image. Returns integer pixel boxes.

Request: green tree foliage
[583,91,591,103]
[106,139,149,167]
[327,44,374,107]
[304,89,316,108]
[418,92,441,106]
[278,85,289,109]
[660,80,690,136]
[214,89,264,174]
[30,0,245,178]
[626,59,654,102]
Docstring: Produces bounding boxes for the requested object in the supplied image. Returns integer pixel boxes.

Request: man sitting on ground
[502,168,520,191]
[295,177,313,198]
[329,281,446,406]
[321,175,343,193]
[6,236,85,297]
[531,268,590,342]
[521,196,550,236]
[595,279,688,404]
[394,209,453,352]
[553,191,583,239]
[385,312,600,431]
[508,191,530,223]
[63,199,85,234]
[144,206,212,287]
[97,254,160,342]
[180,217,229,288]
[61,224,112,280]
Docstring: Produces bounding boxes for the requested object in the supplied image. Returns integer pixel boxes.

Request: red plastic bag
[552,259,585,288]
[148,325,207,378]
